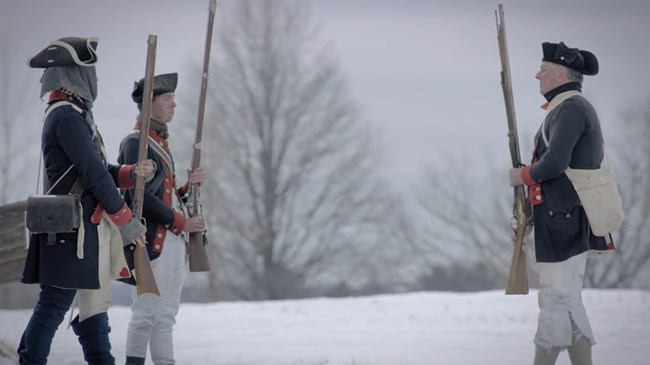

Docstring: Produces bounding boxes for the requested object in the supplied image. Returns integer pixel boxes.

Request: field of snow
[0,289,648,365]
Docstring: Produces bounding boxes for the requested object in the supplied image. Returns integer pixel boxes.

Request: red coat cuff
[108,203,133,227]
[169,211,187,236]
[521,165,535,186]
[117,165,135,189]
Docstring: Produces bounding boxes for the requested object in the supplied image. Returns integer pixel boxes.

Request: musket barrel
[495,4,529,295]
[187,0,216,273]
[133,35,160,296]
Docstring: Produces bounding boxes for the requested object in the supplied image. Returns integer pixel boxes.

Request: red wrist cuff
[521,165,535,186]
[118,165,135,188]
[170,211,186,235]
[108,203,132,227]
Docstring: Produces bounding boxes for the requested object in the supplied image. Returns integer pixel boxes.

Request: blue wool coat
[117,126,188,286]
[526,91,609,263]
[21,100,133,289]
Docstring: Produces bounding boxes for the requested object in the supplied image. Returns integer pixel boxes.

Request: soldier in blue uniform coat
[117,72,206,365]
[509,41,614,365]
[18,37,154,365]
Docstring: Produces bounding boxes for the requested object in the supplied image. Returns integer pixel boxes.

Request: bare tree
[585,99,650,288]
[184,0,409,300]
[0,39,39,205]
[412,150,526,289]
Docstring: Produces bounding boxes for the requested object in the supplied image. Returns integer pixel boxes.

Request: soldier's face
[535,61,567,95]
[151,92,176,123]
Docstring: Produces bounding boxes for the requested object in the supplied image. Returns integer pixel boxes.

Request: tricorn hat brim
[28,37,99,68]
[132,73,178,103]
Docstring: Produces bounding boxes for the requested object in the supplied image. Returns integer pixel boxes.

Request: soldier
[19,37,154,365]
[118,72,205,365]
[509,41,612,365]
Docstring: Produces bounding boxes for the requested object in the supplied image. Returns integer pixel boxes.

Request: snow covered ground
[0,289,648,365]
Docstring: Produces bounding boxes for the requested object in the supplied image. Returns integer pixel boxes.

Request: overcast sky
[2,0,649,191]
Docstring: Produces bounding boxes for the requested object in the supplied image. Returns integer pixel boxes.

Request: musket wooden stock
[133,35,160,297]
[186,0,217,272]
[496,4,529,295]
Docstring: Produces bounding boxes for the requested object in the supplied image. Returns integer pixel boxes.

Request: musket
[132,34,160,296]
[186,0,216,272]
[495,4,530,295]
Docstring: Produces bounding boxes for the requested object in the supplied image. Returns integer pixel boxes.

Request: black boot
[125,356,145,365]
[71,313,115,365]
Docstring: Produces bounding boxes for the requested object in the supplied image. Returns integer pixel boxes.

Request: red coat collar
[48,90,86,110]
[133,121,169,150]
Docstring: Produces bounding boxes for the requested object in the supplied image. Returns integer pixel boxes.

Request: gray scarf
[40,65,98,104]
[136,114,169,139]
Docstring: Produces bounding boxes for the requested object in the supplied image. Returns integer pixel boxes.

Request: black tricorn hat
[132,73,178,103]
[28,37,99,68]
[542,41,598,76]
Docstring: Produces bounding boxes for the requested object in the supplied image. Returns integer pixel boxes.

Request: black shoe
[125,356,145,365]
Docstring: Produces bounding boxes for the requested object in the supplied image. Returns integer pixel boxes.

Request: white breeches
[126,233,187,364]
[72,215,131,322]
[75,219,112,322]
[535,251,595,350]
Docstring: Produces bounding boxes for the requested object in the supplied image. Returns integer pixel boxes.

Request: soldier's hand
[188,167,205,187]
[119,218,147,247]
[183,216,205,233]
[133,234,147,248]
[509,168,524,187]
[134,159,156,182]
[511,224,533,244]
